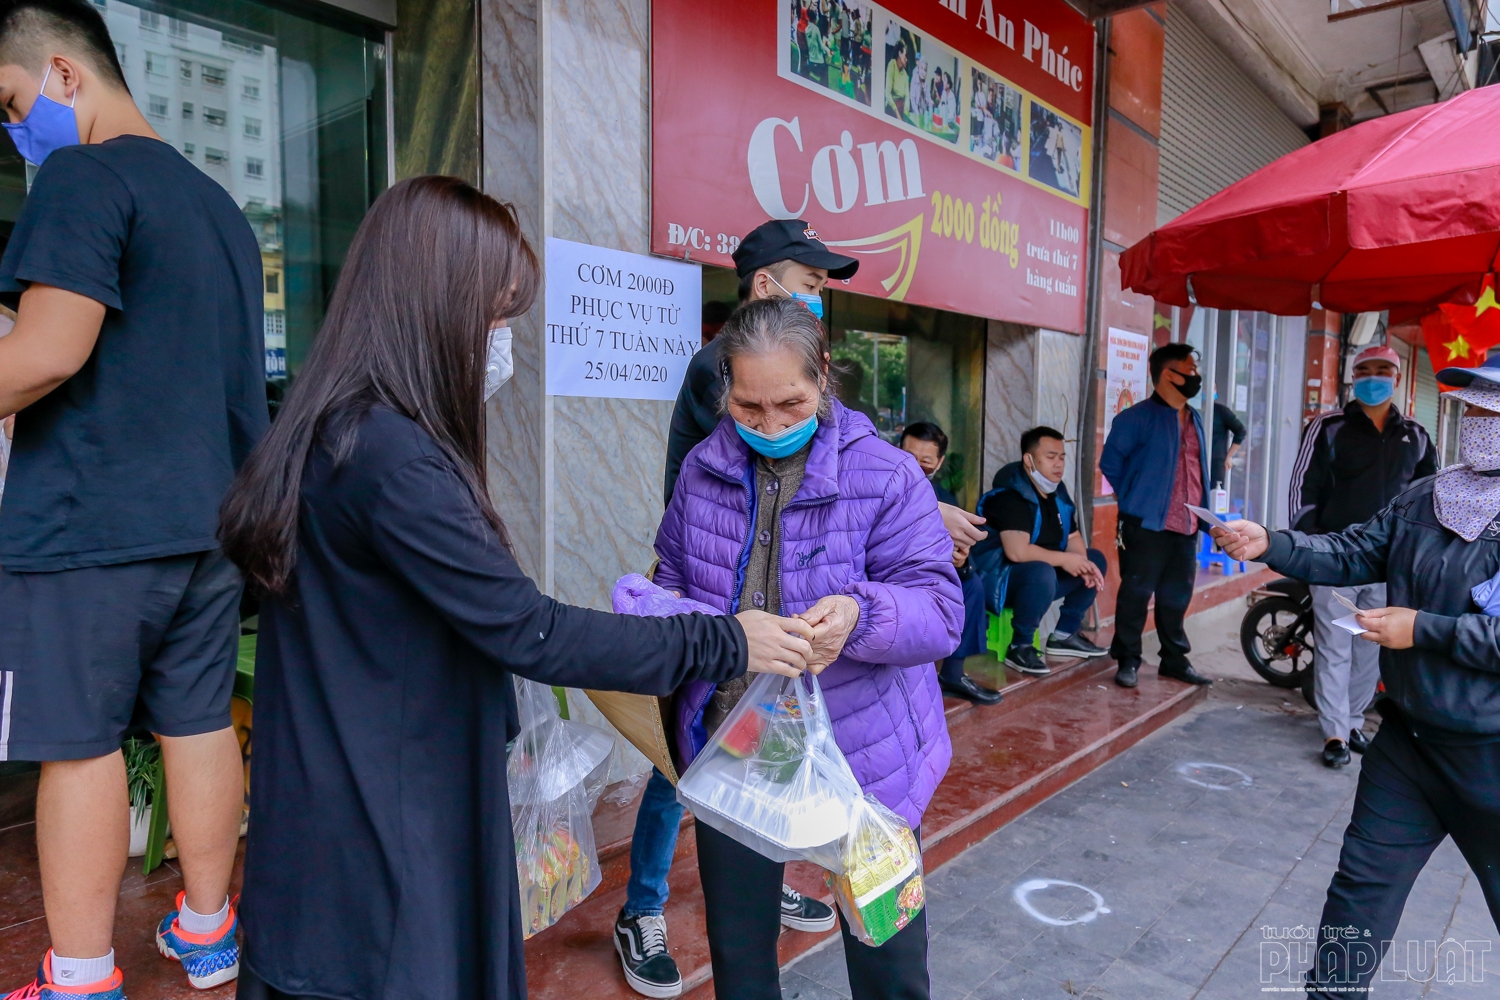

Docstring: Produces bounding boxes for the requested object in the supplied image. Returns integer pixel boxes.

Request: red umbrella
[1120,86,1500,316]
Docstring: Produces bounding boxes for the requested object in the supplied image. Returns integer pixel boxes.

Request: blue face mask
[1352,375,1396,406]
[736,412,819,459]
[769,274,824,319]
[3,66,80,166]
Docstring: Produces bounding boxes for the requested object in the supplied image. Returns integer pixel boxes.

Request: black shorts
[0,548,242,762]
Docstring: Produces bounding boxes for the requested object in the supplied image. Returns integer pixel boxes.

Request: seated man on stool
[900,421,1001,705]
[975,426,1107,676]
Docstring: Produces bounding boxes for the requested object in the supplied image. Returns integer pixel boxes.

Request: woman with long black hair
[219,176,814,1000]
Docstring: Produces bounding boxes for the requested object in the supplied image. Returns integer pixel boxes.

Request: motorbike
[1240,577,1316,707]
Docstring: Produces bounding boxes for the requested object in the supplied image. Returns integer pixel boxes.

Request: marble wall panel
[551,397,673,609]
[985,321,1036,486]
[481,0,545,582]
[547,0,672,609]
[1037,329,1084,496]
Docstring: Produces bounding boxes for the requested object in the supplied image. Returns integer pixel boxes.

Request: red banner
[651,0,1094,331]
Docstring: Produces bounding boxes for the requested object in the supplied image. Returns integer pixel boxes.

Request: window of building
[0,0,390,394]
[265,272,279,295]
[145,51,165,76]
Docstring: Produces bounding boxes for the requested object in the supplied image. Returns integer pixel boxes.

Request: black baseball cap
[731,219,859,280]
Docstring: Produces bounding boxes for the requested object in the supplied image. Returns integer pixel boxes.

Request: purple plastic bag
[612,573,721,618]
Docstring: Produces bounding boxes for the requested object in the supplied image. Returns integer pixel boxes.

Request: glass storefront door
[1181,306,1286,525]
[0,0,388,406]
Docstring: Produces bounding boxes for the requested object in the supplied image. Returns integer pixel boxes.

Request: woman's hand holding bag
[736,609,817,676]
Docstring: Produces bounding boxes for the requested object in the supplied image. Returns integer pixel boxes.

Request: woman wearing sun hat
[1213,353,1500,999]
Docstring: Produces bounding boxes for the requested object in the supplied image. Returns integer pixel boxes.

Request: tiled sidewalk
[782,604,1499,1000]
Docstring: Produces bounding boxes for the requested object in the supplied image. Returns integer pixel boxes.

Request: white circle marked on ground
[1175,761,1253,790]
[1011,879,1112,927]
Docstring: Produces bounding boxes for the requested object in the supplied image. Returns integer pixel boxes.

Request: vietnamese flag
[1423,275,1500,384]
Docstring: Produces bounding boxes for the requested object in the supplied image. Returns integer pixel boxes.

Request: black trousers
[1109,520,1197,671]
[1305,710,1500,998]
[696,819,931,1000]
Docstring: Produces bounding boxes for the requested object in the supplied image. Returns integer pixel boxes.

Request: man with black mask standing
[1099,342,1213,690]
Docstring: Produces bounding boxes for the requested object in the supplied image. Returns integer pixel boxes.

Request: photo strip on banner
[776,0,1091,208]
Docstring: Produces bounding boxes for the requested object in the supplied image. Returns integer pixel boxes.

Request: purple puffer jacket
[654,400,962,828]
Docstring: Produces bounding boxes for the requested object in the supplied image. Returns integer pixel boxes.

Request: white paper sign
[545,238,703,400]
[1099,328,1151,497]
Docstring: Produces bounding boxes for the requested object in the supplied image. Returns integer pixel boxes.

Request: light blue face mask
[3,65,80,166]
[1352,375,1395,406]
[769,274,824,319]
[736,412,818,459]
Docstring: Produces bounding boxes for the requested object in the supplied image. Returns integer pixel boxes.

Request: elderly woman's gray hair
[715,297,834,417]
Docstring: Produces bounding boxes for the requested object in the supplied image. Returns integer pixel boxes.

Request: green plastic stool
[986,608,1041,656]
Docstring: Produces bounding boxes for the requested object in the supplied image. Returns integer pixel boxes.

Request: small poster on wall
[545,238,703,400]
[1100,327,1150,496]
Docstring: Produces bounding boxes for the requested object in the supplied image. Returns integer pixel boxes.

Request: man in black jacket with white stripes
[1288,344,1435,767]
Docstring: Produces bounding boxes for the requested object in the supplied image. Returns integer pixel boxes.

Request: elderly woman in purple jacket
[654,297,963,1000]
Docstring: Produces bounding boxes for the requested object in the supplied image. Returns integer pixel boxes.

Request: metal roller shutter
[1158,6,1310,225]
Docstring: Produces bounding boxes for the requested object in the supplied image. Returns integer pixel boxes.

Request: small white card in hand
[1332,613,1368,636]
[1331,590,1362,614]
[1185,504,1230,530]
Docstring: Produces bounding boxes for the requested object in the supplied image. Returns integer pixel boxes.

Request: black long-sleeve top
[1262,477,1500,740]
[240,406,747,1000]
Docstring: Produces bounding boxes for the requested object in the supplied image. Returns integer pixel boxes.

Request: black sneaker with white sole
[780,884,836,932]
[1004,643,1050,675]
[1043,632,1108,658]
[614,910,683,999]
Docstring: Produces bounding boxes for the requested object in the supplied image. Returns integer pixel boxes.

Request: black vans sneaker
[613,911,683,999]
[1005,643,1050,675]
[1044,632,1108,658]
[780,884,836,932]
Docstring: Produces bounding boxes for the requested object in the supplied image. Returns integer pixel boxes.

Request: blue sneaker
[155,892,240,989]
[2,951,126,1000]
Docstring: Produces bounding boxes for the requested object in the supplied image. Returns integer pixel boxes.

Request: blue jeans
[940,571,988,683]
[1003,549,1107,647]
[623,767,683,917]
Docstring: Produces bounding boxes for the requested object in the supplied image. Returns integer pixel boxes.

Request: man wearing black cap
[662,218,859,504]
[1214,353,1500,1000]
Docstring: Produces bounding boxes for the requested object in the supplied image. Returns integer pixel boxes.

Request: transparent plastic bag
[676,671,857,868]
[507,677,614,938]
[827,796,926,947]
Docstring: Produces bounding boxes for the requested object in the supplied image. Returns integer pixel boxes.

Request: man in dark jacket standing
[1214,354,1500,1000]
[1288,345,1434,768]
[1099,342,1213,689]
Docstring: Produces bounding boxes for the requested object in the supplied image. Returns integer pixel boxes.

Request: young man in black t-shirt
[980,427,1107,675]
[0,2,265,995]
